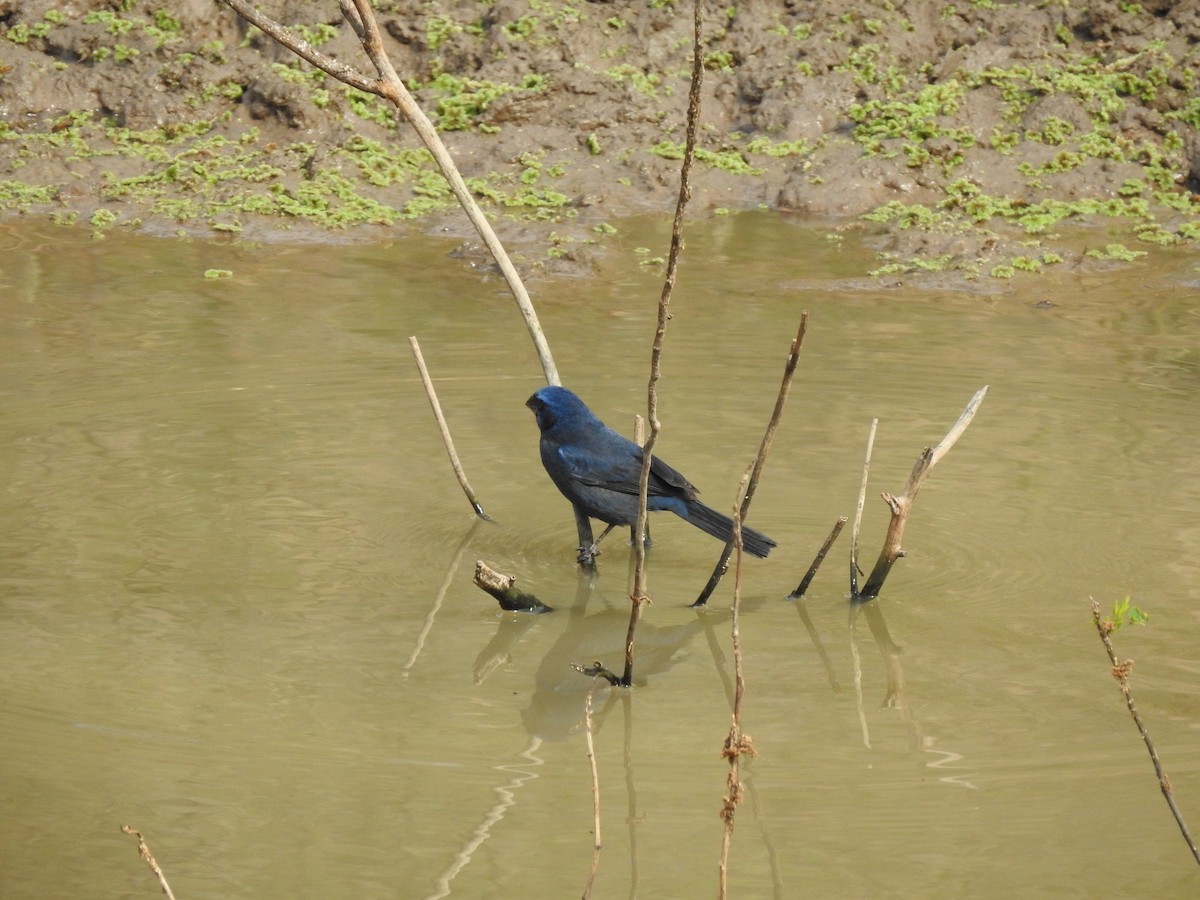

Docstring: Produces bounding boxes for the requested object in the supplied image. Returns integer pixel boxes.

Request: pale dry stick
[693,313,809,607]
[216,0,560,386]
[850,419,878,598]
[621,0,705,687]
[409,336,489,519]
[788,515,848,600]
[581,681,603,900]
[718,472,757,899]
[858,386,988,599]
[1090,598,1200,866]
[120,825,177,900]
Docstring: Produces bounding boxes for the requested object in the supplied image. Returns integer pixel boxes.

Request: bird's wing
[555,443,638,491]
[556,443,696,499]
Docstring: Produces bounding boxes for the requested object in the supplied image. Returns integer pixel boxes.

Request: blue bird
[526,385,776,565]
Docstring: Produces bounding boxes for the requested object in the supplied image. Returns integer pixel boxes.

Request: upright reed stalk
[621,0,704,686]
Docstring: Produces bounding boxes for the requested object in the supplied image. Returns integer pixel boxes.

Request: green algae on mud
[0,0,1197,280]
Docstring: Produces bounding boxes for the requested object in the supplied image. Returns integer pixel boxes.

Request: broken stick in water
[856,386,988,600]
[473,560,552,613]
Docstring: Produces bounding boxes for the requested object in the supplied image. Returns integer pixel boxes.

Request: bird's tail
[680,499,776,558]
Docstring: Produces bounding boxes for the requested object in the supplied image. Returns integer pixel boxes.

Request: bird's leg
[573,506,598,567]
[628,521,653,548]
[581,523,618,566]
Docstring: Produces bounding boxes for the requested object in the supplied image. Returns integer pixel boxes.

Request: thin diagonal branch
[693,313,808,607]
[409,336,488,519]
[1091,598,1200,866]
[121,826,177,900]
[216,0,560,386]
[788,516,847,600]
[218,0,376,91]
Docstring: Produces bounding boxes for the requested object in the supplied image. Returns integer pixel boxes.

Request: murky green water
[1,215,1199,898]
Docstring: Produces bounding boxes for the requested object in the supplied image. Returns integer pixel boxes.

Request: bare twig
[409,336,488,519]
[850,419,878,597]
[788,516,848,600]
[693,313,809,607]
[216,0,560,386]
[572,660,622,686]
[1090,598,1200,866]
[473,561,553,613]
[718,473,757,898]
[621,0,705,687]
[581,681,604,900]
[120,826,177,900]
[857,386,988,600]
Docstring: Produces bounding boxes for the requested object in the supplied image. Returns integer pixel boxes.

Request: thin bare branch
[718,472,757,898]
[693,313,808,607]
[621,0,705,686]
[788,516,847,600]
[850,419,878,597]
[1090,598,1200,866]
[928,385,989,471]
[216,0,560,386]
[218,0,376,91]
[858,386,988,600]
[409,336,488,519]
[121,826,177,900]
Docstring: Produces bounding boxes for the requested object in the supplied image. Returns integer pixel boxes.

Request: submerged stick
[573,660,622,686]
[693,313,809,607]
[850,419,878,598]
[1090,598,1200,866]
[473,561,553,613]
[622,0,705,687]
[857,386,988,600]
[217,0,560,386]
[120,825,177,900]
[788,516,847,600]
[409,336,488,520]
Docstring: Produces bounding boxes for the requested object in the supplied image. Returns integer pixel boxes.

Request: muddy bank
[0,0,1197,281]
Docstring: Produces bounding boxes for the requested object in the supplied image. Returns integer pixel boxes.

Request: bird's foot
[576,544,600,568]
[627,526,652,549]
